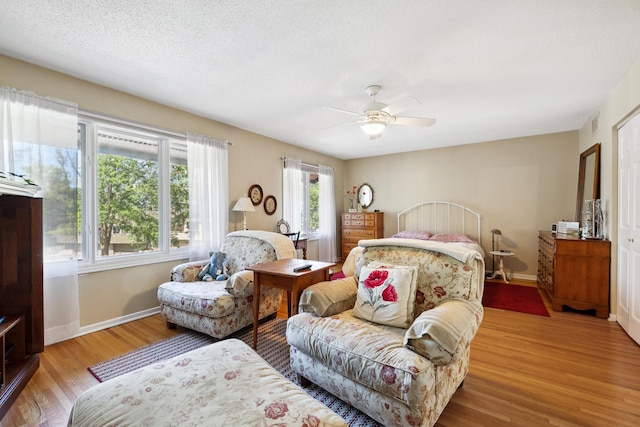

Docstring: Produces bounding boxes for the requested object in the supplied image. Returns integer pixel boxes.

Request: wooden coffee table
[247,258,335,349]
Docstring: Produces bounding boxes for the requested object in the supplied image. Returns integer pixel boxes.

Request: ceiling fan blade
[324,106,360,117]
[392,116,436,127]
[382,96,421,116]
[320,119,360,131]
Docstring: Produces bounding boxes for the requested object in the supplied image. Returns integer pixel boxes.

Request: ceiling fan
[326,85,436,139]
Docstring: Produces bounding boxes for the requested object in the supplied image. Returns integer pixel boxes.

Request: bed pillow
[352,263,418,328]
[391,230,433,240]
[429,233,478,243]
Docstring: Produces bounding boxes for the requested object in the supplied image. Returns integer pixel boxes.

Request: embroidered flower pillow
[352,264,418,328]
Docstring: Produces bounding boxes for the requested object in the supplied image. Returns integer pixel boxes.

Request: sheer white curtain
[282,157,302,232]
[0,86,80,345]
[187,133,229,261]
[318,165,337,262]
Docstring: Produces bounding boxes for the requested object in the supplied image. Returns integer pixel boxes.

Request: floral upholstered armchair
[158,230,296,338]
[286,238,485,427]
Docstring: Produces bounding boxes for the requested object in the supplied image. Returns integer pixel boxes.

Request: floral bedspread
[69,339,347,427]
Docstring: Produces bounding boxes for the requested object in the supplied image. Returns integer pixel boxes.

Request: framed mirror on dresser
[575,143,600,224]
[357,183,374,209]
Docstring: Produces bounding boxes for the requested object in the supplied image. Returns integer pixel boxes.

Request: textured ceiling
[1,1,640,159]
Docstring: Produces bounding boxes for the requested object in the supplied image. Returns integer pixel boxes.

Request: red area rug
[482,280,550,316]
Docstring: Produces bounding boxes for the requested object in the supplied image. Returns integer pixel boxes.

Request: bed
[394,200,485,256]
[339,201,484,278]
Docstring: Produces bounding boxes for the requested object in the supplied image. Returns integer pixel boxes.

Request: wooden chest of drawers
[341,212,384,260]
[537,230,611,318]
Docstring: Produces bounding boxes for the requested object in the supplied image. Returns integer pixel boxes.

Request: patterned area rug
[89,318,382,426]
[482,280,550,316]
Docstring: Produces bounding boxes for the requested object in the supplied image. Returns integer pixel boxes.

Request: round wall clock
[264,195,277,215]
[248,184,263,206]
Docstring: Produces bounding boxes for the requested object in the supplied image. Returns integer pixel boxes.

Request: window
[283,158,336,261]
[283,159,319,238]
[78,114,188,271]
[301,166,319,237]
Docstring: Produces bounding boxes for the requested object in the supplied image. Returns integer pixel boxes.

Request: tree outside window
[78,119,189,267]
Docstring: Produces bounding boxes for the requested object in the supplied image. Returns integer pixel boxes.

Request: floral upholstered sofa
[158,230,296,338]
[286,238,485,427]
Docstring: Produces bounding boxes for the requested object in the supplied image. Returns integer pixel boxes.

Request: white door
[618,112,640,344]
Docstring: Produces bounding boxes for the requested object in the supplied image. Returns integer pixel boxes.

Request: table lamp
[233,195,255,230]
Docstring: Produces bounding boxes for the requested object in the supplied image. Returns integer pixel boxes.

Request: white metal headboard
[397,201,482,245]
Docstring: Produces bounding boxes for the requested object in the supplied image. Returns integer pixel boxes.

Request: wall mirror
[575,143,600,223]
[275,219,290,234]
[358,183,374,208]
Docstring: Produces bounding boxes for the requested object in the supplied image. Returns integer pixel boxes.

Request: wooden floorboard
[3,280,640,426]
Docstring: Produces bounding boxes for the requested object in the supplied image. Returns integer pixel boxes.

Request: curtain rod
[80,109,232,145]
[281,156,333,170]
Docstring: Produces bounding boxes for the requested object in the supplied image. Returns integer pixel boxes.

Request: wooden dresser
[341,212,384,260]
[537,230,610,318]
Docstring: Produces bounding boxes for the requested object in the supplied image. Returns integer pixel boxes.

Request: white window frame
[78,112,189,273]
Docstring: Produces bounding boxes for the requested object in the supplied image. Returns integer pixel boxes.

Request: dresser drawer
[342,213,380,226]
[343,219,365,227]
[343,228,376,239]
[343,235,368,244]
[342,242,358,254]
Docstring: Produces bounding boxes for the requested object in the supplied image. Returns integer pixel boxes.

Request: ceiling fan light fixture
[360,120,387,136]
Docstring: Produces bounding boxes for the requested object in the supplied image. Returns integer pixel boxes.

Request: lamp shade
[232,196,255,212]
[360,120,387,136]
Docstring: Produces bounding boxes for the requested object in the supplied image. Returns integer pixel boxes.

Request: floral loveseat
[158,230,296,338]
[286,238,485,427]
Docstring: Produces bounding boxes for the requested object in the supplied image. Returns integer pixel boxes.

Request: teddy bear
[197,251,229,281]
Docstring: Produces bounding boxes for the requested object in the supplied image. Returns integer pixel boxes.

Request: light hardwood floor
[3,280,640,427]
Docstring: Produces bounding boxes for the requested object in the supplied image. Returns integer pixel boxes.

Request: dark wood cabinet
[0,195,43,419]
[537,231,610,318]
[341,212,384,260]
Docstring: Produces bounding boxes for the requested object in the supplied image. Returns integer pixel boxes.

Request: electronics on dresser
[556,221,580,234]
[551,223,557,233]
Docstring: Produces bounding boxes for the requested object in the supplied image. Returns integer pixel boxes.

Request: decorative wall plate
[248,184,263,206]
[264,195,277,215]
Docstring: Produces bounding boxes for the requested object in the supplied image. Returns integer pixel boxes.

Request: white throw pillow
[352,263,418,328]
[225,270,254,295]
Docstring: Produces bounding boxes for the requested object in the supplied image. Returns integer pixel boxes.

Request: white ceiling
[1,1,640,160]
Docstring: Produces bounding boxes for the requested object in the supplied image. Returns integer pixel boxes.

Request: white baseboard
[75,306,160,338]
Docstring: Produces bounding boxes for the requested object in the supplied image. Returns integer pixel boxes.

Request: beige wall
[578,59,640,317]
[4,51,617,328]
[344,132,579,278]
[0,54,345,327]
